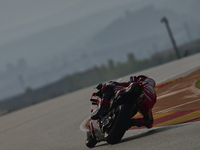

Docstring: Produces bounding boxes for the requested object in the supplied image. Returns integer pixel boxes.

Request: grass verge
[195,80,200,89]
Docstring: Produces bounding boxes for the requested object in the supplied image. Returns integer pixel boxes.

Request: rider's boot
[128,118,153,129]
[91,100,110,120]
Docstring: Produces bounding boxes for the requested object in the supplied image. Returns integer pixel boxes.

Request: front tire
[85,137,97,148]
[85,131,97,148]
[105,104,132,144]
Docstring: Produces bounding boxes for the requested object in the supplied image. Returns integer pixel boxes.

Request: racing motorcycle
[85,77,146,148]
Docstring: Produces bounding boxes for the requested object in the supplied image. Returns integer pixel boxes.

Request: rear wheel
[105,104,132,144]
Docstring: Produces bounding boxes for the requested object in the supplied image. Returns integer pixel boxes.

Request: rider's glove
[95,83,104,98]
[96,83,103,90]
[96,90,103,98]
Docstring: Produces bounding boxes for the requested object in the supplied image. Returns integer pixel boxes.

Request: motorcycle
[85,77,146,148]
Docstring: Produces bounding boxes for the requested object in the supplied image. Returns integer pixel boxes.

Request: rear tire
[105,104,132,144]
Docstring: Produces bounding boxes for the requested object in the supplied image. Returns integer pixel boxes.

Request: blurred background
[0,0,200,114]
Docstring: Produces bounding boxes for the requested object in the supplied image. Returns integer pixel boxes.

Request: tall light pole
[161,17,181,59]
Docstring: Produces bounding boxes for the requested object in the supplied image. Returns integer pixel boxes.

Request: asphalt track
[0,53,200,150]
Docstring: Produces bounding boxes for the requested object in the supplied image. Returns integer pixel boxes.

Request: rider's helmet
[137,75,156,88]
[137,75,148,81]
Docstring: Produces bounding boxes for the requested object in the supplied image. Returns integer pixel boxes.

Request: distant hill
[79,5,200,62]
[86,5,198,50]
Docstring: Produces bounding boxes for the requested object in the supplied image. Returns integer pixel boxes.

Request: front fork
[89,119,105,142]
[89,108,117,142]
[99,109,116,133]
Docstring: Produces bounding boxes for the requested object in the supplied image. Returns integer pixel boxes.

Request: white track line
[155,98,200,113]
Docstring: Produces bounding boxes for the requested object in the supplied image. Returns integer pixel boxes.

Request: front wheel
[85,137,97,148]
[105,104,132,144]
[85,131,97,148]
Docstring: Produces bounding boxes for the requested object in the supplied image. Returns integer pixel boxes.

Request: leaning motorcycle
[85,78,145,148]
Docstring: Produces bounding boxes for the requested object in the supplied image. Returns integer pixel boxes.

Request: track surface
[82,68,200,131]
[0,54,200,150]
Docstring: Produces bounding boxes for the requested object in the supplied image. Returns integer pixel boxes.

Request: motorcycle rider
[91,75,157,129]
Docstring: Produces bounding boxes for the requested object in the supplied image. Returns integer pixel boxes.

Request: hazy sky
[0,0,198,72]
[0,0,193,42]
[0,0,141,70]
[0,0,138,45]
[0,0,138,32]
[0,0,82,30]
